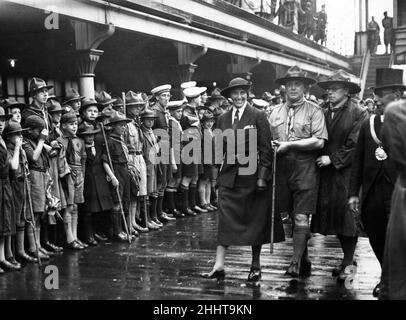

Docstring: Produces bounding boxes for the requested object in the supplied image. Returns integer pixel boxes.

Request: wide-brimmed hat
[60,111,78,124]
[81,98,103,112]
[105,112,132,126]
[372,68,406,93]
[95,108,115,122]
[3,122,28,136]
[29,77,54,96]
[63,88,84,104]
[126,91,146,106]
[275,66,316,86]
[112,97,124,110]
[220,78,252,98]
[1,98,26,111]
[140,108,157,119]
[25,115,46,130]
[208,88,225,101]
[0,106,13,121]
[47,99,64,114]
[95,91,117,106]
[77,121,100,136]
[318,69,361,94]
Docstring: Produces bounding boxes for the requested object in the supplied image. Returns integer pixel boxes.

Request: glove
[256,178,267,192]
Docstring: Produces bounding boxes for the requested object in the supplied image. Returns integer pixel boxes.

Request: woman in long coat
[201,78,284,282]
[311,70,368,282]
[380,100,406,300]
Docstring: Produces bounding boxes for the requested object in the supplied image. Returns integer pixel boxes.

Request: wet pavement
[0,212,380,300]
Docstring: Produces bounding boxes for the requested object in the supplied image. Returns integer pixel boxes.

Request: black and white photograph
[0,0,406,306]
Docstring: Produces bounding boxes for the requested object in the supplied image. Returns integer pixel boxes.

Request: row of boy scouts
[1,65,405,300]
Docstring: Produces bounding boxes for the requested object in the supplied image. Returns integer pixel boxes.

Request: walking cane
[99,121,132,244]
[23,169,42,268]
[270,143,277,254]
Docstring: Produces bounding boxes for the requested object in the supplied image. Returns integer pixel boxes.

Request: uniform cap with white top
[180,81,197,90]
[151,84,172,96]
[183,87,207,99]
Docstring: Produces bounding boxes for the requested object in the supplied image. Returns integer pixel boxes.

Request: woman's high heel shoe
[201,269,225,281]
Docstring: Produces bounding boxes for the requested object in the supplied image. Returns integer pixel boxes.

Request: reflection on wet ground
[0,212,380,300]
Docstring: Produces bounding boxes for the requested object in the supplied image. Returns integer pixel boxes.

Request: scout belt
[370,115,388,161]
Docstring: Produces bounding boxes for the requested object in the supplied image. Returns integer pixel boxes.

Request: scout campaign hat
[183,87,207,99]
[275,66,316,86]
[252,99,268,110]
[63,88,84,104]
[1,98,26,111]
[126,91,146,106]
[372,68,406,93]
[81,98,103,112]
[3,122,28,136]
[95,108,115,122]
[151,84,171,96]
[105,111,132,126]
[208,88,225,101]
[261,92,274,103]
[220,78,252,98]
[25,115,46,130]
[167,100,185,111]
[112,96,124,111]
[139,108,157,119]
[60,111,78,124]
[95,91,117,106]
[318,69,361,94]
[77,121,100,136]
[29,77,54,96]
[47,99,64,114]
[0,106,13,121]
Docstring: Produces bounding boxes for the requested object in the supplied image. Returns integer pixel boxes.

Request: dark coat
[81,126,114,213]
[215,104,285,246]
[0,140,14,236]
[349,115,397,205]
[312,98,368,236]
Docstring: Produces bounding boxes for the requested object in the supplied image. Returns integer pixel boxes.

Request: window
[7,77,25,103]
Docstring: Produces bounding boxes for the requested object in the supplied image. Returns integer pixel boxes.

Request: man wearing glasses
[269,65,327,278]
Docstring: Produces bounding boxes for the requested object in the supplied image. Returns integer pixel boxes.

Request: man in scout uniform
[63,88,84,114]
[124,91,149,234]
[150,84,176,223]
[349,68,403,297]
[165,100,186,218]
[96,91,117,113]
[22,77,53,130]
[269,65,328,278]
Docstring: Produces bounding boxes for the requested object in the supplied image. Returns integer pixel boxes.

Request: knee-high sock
[16,225,26,255]
[292,225,310,264]
[180,185,189,211]
[165,188,176,212]
[71,205,78,240]
[0,237,5,262]
[198,182,206,206]
[149,196,158,220]
[189,184,197,208]
[205,183,211,205]
[26,223,36,252]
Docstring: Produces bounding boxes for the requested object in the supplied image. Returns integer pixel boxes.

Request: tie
[286,107,295,137]
[233,109,240,131]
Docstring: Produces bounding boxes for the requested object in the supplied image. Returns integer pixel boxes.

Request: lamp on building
[8,58,17,68]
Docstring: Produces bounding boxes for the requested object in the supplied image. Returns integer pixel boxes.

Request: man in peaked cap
[311,69,368,283]
[63,88,84,113]
[269,65,328,278]
[349,68,405,297]
[150,84,175,223]
[22,77,53,130]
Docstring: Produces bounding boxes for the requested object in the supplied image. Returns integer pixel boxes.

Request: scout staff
[311,70,368,283]
[269,66,328,278]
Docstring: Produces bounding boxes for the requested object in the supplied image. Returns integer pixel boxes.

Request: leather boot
[84,213,98,246]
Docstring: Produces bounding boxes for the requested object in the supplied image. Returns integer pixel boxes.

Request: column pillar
[173,43,208,83]
[72,21,115,98]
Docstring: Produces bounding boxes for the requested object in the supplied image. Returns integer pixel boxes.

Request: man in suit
[269,65,328,278]
[349,68,404,297]
[202,78,284,282]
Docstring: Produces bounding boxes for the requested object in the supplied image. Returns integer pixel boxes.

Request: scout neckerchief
[286,97,305,137]
[110,134,130,162]
[370,114,388,161]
